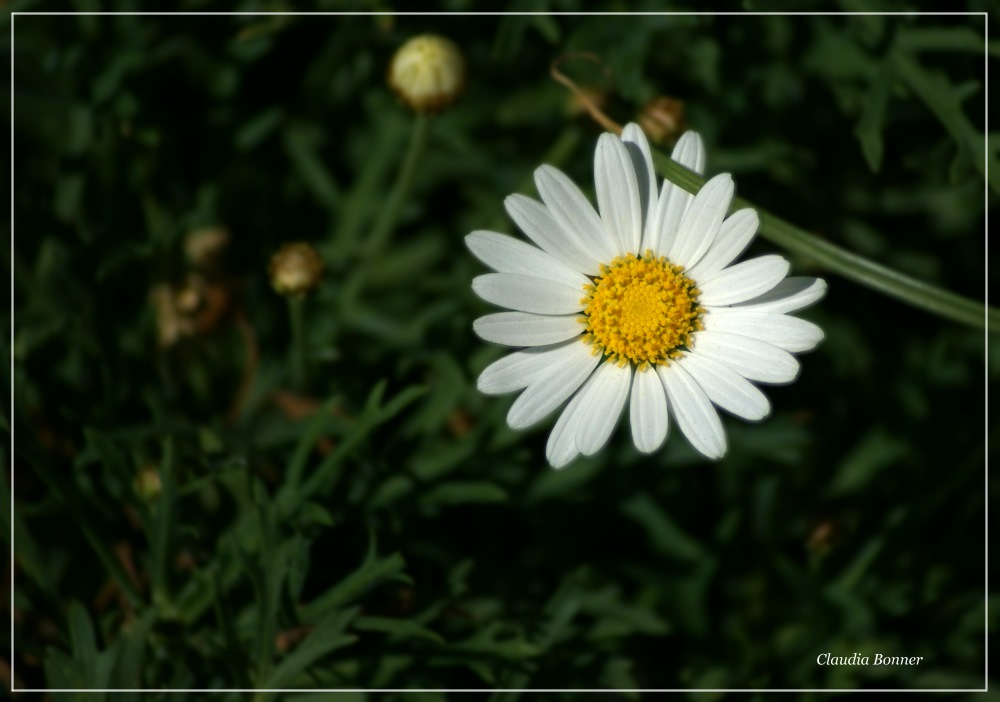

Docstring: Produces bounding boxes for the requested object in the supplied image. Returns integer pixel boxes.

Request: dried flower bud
[388,34,465,113]
[636,96,686,145]
[184,226,230,271]
[268,242,324,297]
[151,274,230,347]
[151,283,192,348]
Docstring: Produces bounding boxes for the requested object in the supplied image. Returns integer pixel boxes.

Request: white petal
[690,331,800,384]
[686,209,759,282]
[669,173,734,270]
[473,312,584,347]
[472,273,584,315]
[641,132,707,255]
[621,122,658,236]
[546,392,586,469]
[671,131,706,175]
[575,362,632,456]
[544,359,628,468]
[534,165,616,264]
[697,254,790,306]
[507,341,601,429]
[465,230,590,289]
[732,277,828,314]
[595,133,642,256]
[629,365,669,453]
[657,362,726,459]
[644,178,692,256]
[677,351,770,421]
[702,309,825,353]
[504,194,599,275]
[477,340,582,395]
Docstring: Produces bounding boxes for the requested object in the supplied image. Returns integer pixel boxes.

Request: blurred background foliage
[5,1,994,697]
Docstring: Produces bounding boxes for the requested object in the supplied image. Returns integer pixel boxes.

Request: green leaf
[108,610,155,691]
[421,481,508,507]
[652,151,997,330]
[890,49,998,194]
[833,536,886,592]
[493,571,586,694]
[3,470,53,596]
[525,454,602,501]
[329,112,406,256]
[283,122,341,211]
[67,601,101,685]
[898,26,996,56]
[235,106,285,151]
[353,615,445,644]
[855,61,894,172]
[284,394,342,491]
[828,429,910,497]
[44,647,88,692]
[296,382,427,503]
[26,433,143,607]
[620,493,707,563]
[299,550,409,622]
[150,437,176,607]
[601,657,640,698]
[452,621,541,660]
[263,607,359,693]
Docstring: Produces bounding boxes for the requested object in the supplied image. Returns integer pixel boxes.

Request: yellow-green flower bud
[268,242,324,297]
[388,34,465,113]
[134,465,162,501]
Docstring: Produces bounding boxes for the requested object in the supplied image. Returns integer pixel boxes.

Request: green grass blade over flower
[652,152,995,331]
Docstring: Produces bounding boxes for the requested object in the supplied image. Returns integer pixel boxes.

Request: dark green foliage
[7,3,990,695]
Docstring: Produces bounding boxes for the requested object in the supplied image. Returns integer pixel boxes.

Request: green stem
[288,296,306,390]
[151,436,176,614]
[651,152,996,331]
[363,112,431,257]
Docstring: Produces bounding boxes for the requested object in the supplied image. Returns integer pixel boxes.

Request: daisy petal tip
[506,411,534,431]
[545,442,579,469]
[698,437,728,461]
[815,278,829,299]
[712,172,734,189]
[675,130,702,149]
[633,441,662,456]
[597,131,619,147]
[548,456,574,470]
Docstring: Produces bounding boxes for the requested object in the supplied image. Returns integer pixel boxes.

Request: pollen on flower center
[582,251,702,366]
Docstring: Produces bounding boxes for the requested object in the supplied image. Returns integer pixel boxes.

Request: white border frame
[7,9,989,695]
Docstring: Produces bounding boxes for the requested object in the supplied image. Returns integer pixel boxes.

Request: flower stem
[651,151,997,331]
[363,112,431,257]
[288,296,306,390]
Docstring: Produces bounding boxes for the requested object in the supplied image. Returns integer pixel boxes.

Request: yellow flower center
[582,251,702,366]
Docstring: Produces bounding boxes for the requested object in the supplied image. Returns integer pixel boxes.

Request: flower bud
[184,226,230,271]
[151,274,230,347]
[636,96,686,145]
[135,465,162,501]
[268,242,324,297]
[388,34,465,113]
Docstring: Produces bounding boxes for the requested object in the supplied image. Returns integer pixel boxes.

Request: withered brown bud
[636,96,686,145]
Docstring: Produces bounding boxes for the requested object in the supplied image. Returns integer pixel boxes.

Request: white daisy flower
[467,123,826,469]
